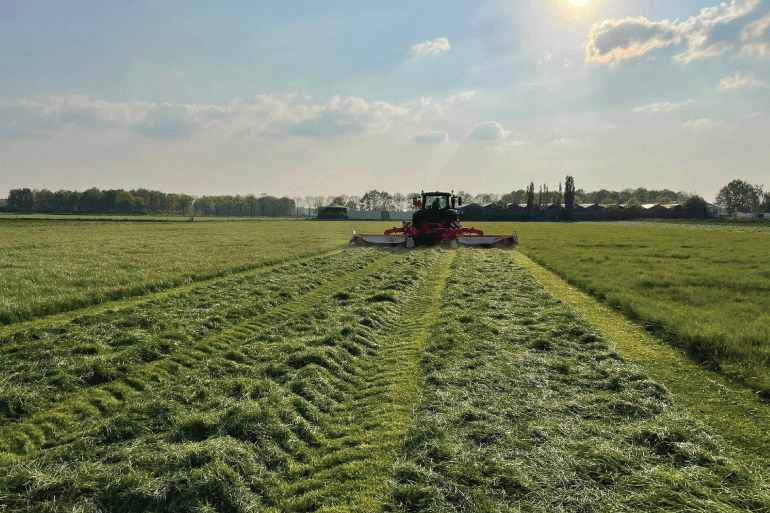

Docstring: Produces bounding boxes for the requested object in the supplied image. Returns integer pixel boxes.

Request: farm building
[317,204,348,220]
[348,210,384,220]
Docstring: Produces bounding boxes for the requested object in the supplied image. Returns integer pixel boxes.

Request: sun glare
[568,0,590,6]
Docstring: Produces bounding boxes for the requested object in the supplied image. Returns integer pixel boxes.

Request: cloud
[289,110,364,137]
[448,90,476,103]
[632,99,695,113]
[586,0,770,63]
[468,121,510,141]
[135,105,197,140]
[586,17,681,62]
[553,137,576,146]
[286,96,409,138]
[682,118,720,129]
[717,73,769,90]
[413,130,448,145]
[0,94,413,141]
[410,37,451,57]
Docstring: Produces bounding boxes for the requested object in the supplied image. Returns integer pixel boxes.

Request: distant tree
[8,188,34,211]
[34,189,55,213]
[455,191,473,206]
[179,194,194,216]
[79,188,103,214]
[656,196,672,206]
[501,189,526,205]
[556,182,563,209]
[595,189,613,205]
[564,176,575,212]
[683,195,707,209]
[474,193,499,205]
[715,179,760,214]
[526,182,535,213]
[392,193,406,211]
[114,190,136,214]
[625,197,642,208]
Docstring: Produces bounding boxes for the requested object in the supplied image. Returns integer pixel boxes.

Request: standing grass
[0,219,356,324]
[500,221,770,396]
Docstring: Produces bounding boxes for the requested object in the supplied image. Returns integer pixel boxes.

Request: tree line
[299,180,700,212]
[3,188,296,217]
[4,178,765,217]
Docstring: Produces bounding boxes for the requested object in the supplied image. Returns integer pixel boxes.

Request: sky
[1,0,769,201]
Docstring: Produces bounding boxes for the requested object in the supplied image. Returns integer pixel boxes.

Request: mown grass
[0,250,383,422]
[0,219,361,324]
[0,248,445,511]
[386,249,770,512]
[1,246,768,511]
[501,221,770,396]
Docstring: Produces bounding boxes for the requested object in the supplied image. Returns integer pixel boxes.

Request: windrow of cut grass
[386,249,770,512]
[0,248,453,512]
[0,219,358,324]
[0,250,384,423]
[507,221,770,396]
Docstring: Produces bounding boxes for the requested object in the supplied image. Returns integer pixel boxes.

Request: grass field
[2,219,770,510]
[507,221,770,396]
[0,219,356,324]
[2,246,768,511]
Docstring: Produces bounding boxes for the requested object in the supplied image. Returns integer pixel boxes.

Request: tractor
[349,191,518,248]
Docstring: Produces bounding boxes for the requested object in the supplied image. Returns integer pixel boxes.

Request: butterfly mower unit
[349,191,519,248]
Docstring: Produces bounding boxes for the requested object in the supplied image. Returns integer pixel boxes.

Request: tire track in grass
[511,251,770,473]
[0,250,343,339]
[0,251,404,459]
[385,249,770,512]
[284,250,457,512]
[0,249,377,426]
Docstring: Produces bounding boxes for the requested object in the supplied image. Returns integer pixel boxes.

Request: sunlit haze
[2,0,769,201]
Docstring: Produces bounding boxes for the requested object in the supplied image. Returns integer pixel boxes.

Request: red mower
[349,191,519,248]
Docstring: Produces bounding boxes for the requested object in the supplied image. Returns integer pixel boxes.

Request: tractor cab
[413,191,461,211]
[412,191,461,229]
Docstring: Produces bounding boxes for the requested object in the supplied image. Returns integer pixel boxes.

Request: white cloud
[468,121,510,141]
[413,130,448,145]
[682,118,720,129]
[553,137,576,146]
[410,37,451,57]
[717,73,769,90]
[632,99,695,113]
[586,0,770,63]
[0,94,412,140]
[448,90,476,103]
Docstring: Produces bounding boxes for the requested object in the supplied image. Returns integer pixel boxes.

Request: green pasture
[0,219,360,324]
[3,217,769,399]
[2,248,768,511]
[510,221,770,396]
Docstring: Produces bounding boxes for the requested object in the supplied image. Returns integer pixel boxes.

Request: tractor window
[427,196,448,209]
